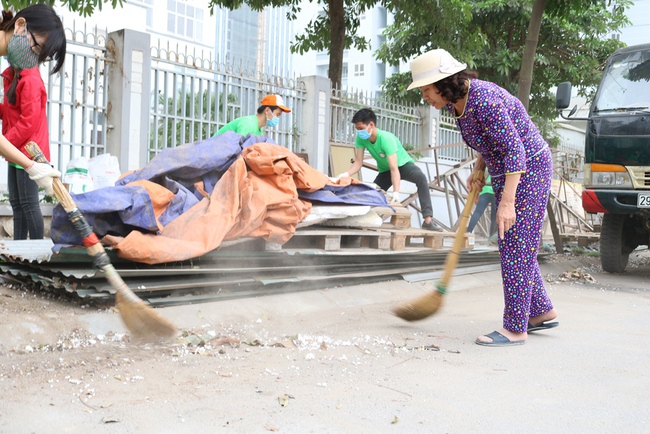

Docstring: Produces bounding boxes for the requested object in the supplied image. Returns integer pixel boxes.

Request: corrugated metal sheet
[0,239,55,263]
[0,237,503,306]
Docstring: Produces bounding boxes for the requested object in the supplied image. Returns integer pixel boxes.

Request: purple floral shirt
[447,79,548,177]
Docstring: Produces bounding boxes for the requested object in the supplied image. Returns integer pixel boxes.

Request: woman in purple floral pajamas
[408,49,559,346]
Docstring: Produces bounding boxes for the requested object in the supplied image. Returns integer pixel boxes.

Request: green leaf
[379,0,631,128]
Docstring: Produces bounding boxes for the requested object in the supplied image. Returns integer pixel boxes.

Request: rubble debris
[546,268,597,284]
[277,394,294,407]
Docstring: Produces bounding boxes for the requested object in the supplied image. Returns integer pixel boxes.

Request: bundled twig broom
[393,170,484,321]
[27,142,177,341]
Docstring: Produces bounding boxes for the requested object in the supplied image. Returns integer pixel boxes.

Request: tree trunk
[328,0,345,90]
[517,0,547,109]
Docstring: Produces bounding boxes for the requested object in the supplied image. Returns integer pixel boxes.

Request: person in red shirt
[0,5,66,239]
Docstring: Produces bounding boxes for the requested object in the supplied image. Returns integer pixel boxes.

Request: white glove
[26,162,61,196]
[391,191,401,204]
[335,171,349,180]
[329,172,349,182]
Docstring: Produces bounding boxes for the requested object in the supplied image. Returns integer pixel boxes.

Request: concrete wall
[0,204,56,239]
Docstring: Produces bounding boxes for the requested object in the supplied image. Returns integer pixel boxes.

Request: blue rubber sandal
[527,321,559,333]
[475,331,525,347]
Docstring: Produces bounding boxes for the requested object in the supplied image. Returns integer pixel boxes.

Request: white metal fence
[0,23,110,193]
[329,88,421,148]
[436,111,468,161]
[0,24,469,193]
[34,23,109,170]
[149,43,306,159]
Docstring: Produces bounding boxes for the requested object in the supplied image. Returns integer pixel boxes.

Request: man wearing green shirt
[215,94,291,137]
[335,108,442,231]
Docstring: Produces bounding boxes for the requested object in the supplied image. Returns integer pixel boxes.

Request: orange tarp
[107,143,348,264]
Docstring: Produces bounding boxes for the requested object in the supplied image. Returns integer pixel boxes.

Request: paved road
[1,253,649,433]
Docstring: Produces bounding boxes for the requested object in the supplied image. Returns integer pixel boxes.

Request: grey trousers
[373,163,433,218]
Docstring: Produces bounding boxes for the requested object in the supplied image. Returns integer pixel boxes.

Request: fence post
[105,29,151,172]
[299,76,331,175]
[419,105,437,156]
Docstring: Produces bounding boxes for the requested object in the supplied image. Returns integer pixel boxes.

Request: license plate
[638,193,650,208]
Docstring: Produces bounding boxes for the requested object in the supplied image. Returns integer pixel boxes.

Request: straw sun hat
[407,49,467,90]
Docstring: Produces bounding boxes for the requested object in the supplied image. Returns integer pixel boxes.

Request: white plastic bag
[62,157,93,194]
[88,153,121,189]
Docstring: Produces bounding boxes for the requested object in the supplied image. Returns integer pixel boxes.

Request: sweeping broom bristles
[115,284,177,340]
[392,283,446,321]
[26,142,177,341]
[393,170,484,322]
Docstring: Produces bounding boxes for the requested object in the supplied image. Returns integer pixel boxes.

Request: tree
[208,0,379,90]
[518,0,625,110]
[518,0,547,109]
[378,0,630,121]
[2,0,123,17]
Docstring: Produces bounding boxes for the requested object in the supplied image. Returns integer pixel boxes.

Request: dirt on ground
[1,249,649,433]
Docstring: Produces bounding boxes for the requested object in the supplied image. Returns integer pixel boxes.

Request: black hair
[2,5,66,74]
[257,105,279,114]
[351,108,377,125]
[2,5,66,105]
[433,70,479,103]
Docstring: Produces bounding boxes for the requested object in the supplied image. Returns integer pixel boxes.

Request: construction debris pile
[49,133,387,264]
[1,134,501,306]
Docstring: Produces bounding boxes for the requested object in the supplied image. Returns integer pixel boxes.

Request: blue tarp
[51,133,388,248]
[117,132,270,197]
[299,183,389,207]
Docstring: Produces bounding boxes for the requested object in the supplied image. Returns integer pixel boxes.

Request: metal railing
[1,22,467,180]
[436,111,467,161]
[329,88,421,148]
[149,43,306,160]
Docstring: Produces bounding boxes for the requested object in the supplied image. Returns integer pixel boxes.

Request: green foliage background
[378,0,632,146]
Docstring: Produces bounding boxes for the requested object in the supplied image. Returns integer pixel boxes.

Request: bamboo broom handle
[438,170,484,287]
[25,142,108,257]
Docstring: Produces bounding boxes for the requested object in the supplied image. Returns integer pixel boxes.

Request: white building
[54,0,293,75]
[292,3,399,94]
[54,0,214,58]
[211,4,294,76]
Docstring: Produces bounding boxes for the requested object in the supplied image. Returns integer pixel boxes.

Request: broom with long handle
[27,142,177,340]
[393,169,484,321]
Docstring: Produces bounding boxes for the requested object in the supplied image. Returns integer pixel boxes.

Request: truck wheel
[600,214,631,273]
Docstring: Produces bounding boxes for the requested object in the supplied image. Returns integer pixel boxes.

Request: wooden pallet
[221,226,475,253]
[371,227,475,251]
[561,232,600,246]
[266,228,391,251]
[371,206,412,229]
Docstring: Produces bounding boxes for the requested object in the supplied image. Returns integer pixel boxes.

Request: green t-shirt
[480,174,494,195]
[354,129,414,173]
[215,115,263,137]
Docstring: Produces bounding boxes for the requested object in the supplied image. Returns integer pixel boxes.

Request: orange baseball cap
[261,94,291,113]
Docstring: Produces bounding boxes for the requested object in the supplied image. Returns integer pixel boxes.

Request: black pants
[374,163,433,218]
[8,165,44,240]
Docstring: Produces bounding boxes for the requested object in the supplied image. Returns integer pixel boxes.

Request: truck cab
[556,43,650,273]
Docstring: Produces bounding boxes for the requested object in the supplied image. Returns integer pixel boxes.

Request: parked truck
[556,43,650,273]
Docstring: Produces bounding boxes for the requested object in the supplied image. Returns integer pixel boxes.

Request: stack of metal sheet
[0,239,503,307]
